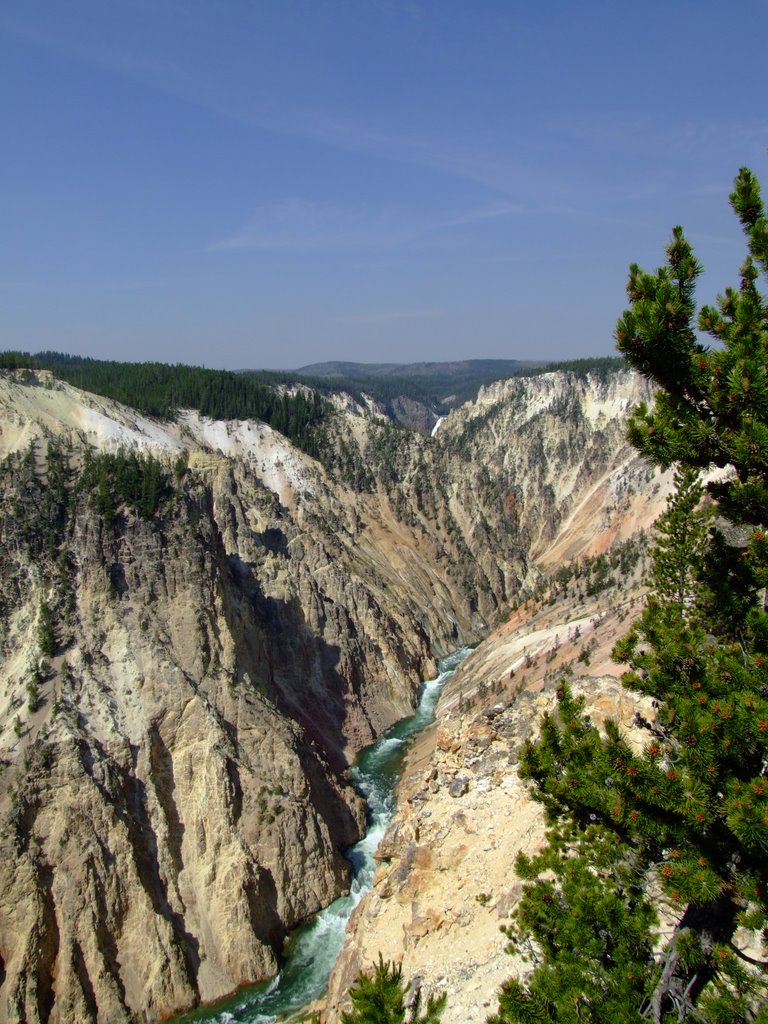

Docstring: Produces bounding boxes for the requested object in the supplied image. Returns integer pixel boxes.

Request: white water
[177,648,471,1024]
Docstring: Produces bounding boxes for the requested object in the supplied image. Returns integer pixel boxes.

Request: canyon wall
[0,367,656,1022]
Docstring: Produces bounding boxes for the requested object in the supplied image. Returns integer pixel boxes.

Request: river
[175,647,471,1024]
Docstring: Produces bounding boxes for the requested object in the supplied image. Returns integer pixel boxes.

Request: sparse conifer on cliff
[342,956,445,1024]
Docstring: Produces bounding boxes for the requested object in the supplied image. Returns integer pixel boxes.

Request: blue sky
[1,1,766,370]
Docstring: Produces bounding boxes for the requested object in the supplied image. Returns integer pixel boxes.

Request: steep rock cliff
[0,366,657,1022]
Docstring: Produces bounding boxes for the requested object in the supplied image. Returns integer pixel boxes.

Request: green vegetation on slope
[517,355,627,381]
[0,351,46,370]
[0,438,185,661]
[341,957,446,1024]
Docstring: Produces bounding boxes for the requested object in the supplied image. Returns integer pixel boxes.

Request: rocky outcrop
[0,367,661,1022]
[388,396,437,435]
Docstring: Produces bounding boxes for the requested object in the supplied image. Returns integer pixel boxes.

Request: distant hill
[294,359,541,381]
[288,359,546,424]
[288,358,626,427]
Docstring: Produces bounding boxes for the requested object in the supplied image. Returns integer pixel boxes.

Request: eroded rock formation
[0,366,657,1022]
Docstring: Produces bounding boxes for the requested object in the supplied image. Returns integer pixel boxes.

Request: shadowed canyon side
[0,366,656,1023]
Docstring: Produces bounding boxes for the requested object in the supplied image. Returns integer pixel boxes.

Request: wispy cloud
[440,200,527,226]
[671,118,768,157]
[206,197,531,253]
[0,11,587,204]
[279,109,538,198]
[4,6,766,214]
[206,199,418,252]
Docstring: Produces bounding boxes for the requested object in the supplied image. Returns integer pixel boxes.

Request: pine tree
[342,957,446,1024]
[38,600,56,658]
[647,466,712,610]
[496,168,768,1023]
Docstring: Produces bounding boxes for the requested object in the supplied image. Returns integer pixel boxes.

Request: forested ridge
[518,355,626,382]
[0,351,328,458]
[0,350,629,452]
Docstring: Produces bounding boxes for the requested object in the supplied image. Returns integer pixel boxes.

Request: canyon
[0,365,661,1023]
[324,532,661,1024]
